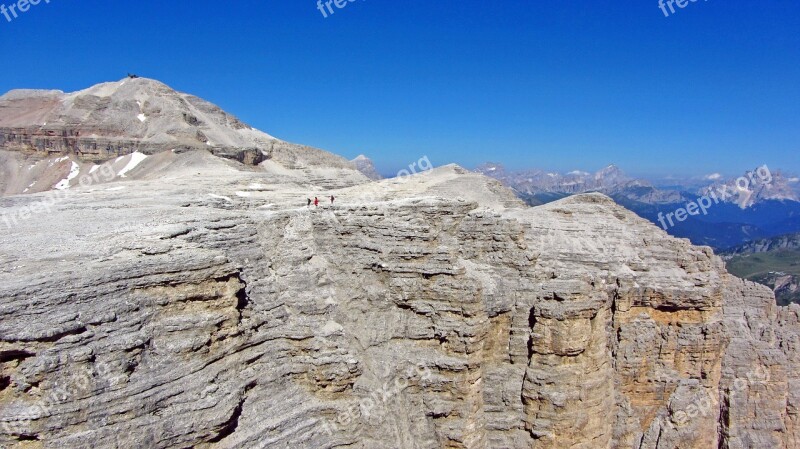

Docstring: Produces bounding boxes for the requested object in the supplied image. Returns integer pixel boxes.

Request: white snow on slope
[50,156,69,166]
[209,194,234,202]
[137,113,146,122]
[54,162,80,190]
[118,152,148,178]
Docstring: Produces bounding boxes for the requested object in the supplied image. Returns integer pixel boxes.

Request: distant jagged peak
[593,164,628,183]
[595,163,621,173]
[475,162,635,195]
[699,166,800,208]
[350,154,383,180]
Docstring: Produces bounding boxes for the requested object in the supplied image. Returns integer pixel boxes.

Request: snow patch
[235,191,251,197]
[137,113,146,122]
[208,194,234,202]
[89,165,100,174]
[54,162,80,190]
[117,152,148,178]
[106,186,126,191]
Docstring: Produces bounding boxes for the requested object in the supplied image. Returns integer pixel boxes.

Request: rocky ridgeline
[0,79,797,448]
[0,163,797,448]
[723,233,800,258]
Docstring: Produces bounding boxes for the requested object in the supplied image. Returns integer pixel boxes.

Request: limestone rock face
[718,278,800,449]
[0,79,356,172]
[0,157,798,449]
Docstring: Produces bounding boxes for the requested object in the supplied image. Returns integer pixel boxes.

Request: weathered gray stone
[0,79,798,449]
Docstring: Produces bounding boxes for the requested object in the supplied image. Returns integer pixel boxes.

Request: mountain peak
[594,164,626,179]
[351,154,382,180]
[0,78,368,195]
[0,77,279,159]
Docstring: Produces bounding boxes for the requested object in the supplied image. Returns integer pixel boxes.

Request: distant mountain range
[476,163,799,206]
[723,232,800,257]
[477,163,800,250]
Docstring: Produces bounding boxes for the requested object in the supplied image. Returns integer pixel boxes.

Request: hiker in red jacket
[314,197,319,207]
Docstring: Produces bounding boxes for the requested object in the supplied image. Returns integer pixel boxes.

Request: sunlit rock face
[0,165,797,449]
[0,80,798,449]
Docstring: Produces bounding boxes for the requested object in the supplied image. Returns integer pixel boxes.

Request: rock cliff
[0,158,797,448]
[0,79,798,449]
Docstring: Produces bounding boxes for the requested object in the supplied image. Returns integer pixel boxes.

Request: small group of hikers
[307,195,335,208]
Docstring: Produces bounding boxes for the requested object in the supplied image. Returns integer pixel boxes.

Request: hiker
[307,198,312,207]
[314,197,319,207]
[330,195,335,205]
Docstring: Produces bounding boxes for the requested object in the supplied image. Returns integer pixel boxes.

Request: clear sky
[0,0,798,177]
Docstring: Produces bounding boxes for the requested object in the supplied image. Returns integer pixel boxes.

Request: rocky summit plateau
[0,79,798,449]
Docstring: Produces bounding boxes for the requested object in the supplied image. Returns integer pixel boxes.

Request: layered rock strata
[0,171,797,448]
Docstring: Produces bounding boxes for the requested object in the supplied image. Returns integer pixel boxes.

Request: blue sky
[0,0,798,177]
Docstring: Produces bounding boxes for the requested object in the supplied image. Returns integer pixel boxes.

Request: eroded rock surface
[0,158,798,449]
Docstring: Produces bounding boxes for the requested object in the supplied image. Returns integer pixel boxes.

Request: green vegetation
[726,250,800,306]
[726,250,800,278]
